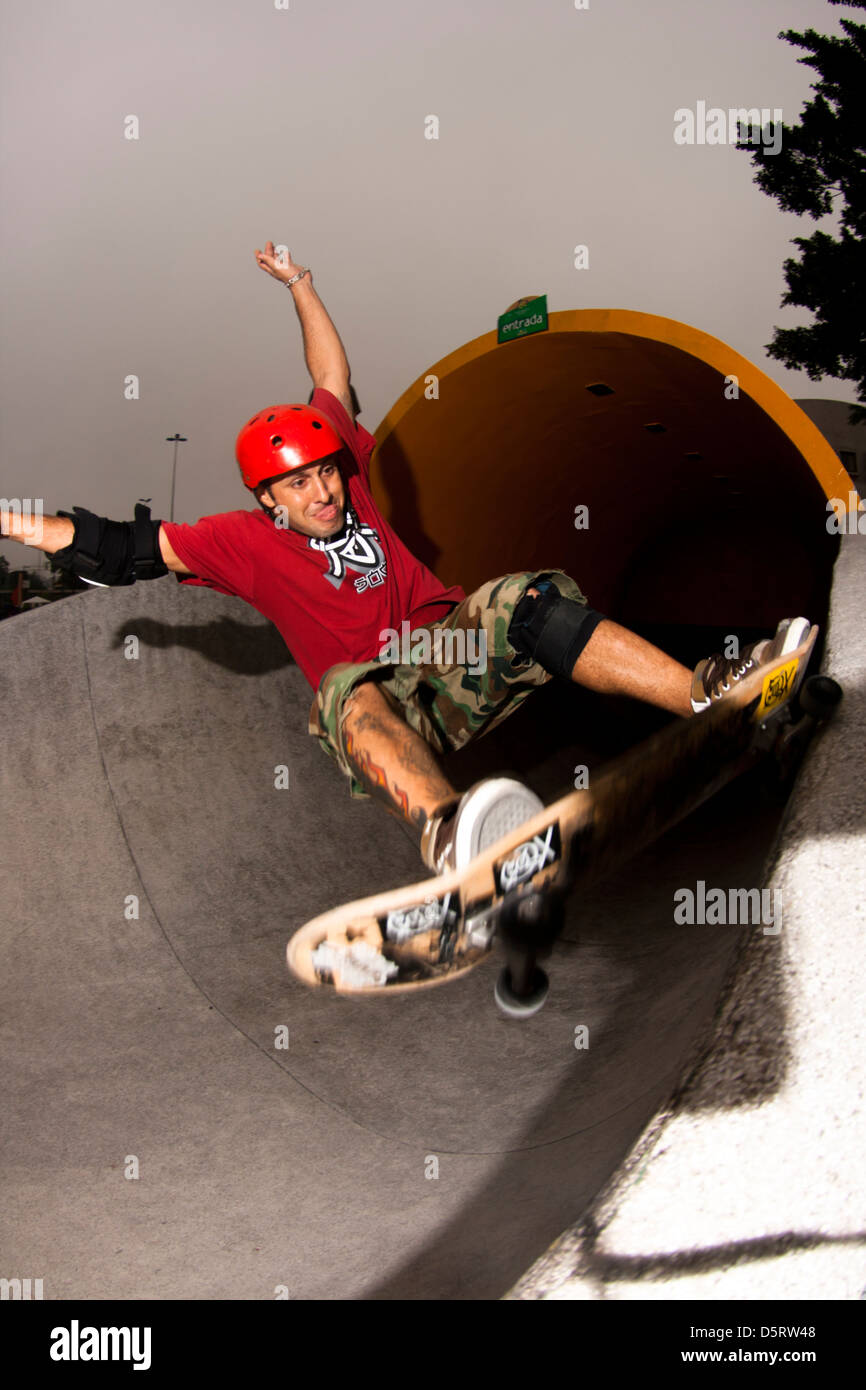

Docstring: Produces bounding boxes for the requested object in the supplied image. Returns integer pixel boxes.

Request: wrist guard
[52,504,168,586]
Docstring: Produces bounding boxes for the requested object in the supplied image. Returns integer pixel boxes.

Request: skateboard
[287,626,841,1015]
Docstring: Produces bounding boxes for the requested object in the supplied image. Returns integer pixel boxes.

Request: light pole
[165,434,187,523]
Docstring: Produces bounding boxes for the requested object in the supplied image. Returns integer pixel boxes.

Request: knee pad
[508,574,605,679]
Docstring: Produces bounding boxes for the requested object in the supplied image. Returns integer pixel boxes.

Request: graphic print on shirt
[309,504,387,592]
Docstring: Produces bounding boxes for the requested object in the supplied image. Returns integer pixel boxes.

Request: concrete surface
[508,532,866,1301]
[0,572,810,1300]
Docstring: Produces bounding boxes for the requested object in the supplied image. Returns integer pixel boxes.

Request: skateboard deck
[287,626,834,1003]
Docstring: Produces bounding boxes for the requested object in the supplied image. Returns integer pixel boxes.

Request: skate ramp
[1,578,796,1299]
[372,309,847,631]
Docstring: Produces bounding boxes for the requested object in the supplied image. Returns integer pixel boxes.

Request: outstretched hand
[254,240,308,286]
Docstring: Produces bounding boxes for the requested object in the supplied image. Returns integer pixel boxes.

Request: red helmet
[235,404,344,489]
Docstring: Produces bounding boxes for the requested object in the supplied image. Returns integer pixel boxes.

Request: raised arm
[253,241,356,418]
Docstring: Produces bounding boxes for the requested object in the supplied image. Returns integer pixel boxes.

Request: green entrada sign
[497,294,548,344]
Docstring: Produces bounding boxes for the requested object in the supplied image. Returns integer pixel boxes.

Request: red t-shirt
[162,388,466,691]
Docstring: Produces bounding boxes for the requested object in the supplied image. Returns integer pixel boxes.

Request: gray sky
[1,0,856,567]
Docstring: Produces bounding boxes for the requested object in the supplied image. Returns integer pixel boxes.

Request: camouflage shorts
[308,569,589,799]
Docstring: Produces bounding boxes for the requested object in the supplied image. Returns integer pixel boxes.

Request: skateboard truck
[773,675,843,783]
[493,886,566,1018]
[749,672,842,804]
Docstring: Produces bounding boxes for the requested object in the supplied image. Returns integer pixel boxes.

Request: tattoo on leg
[343,704,449,837]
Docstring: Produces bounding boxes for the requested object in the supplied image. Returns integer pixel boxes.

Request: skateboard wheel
[494,965,550,1018]
[798,675,843,720]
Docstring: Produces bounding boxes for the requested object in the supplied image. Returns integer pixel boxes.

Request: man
[2,242,810,876]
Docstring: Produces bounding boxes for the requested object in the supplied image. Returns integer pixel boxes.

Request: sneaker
[420,777,544,876]
[690,617,811,713]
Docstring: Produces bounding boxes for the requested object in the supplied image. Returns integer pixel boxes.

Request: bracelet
[284,268,309,288]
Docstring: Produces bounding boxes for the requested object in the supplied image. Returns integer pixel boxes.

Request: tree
[738,0,866,422]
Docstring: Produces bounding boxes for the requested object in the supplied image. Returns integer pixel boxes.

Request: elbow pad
[52,505,168,586]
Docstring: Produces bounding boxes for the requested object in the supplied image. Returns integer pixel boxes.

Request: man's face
[259,454,347,538]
